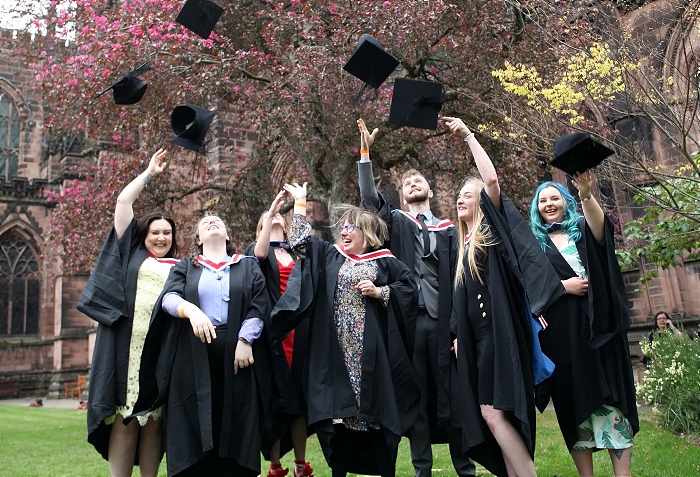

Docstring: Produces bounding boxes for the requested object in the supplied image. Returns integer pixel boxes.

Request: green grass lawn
[0,405,698,476]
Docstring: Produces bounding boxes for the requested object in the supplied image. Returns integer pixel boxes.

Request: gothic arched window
[0,92,21,180]
[0,234,40,336]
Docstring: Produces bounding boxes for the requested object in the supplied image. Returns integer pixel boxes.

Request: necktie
[417,214,431,257]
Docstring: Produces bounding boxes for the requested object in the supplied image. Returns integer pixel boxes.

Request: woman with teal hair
[530,171,638,477]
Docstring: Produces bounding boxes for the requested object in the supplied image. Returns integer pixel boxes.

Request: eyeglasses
[338,224,360,234]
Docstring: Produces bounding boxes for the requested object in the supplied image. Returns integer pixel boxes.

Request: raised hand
[442,116,472,138]
[147,148,168,175]
[283,182,307,203]
[571,170,592,199]
[267,189,286,218]
[357,119,379,151]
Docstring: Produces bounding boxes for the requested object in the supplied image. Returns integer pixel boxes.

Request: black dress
[451,192,564,476]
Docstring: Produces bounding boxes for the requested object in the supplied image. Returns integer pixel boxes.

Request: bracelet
[178,302,190,318]
[464,132,475,141]
[296,202,307,208]
[360,149,369,154]
[238,337,250,344]
[581,195,591,202]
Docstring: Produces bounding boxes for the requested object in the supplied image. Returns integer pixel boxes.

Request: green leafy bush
[638,328,700,435]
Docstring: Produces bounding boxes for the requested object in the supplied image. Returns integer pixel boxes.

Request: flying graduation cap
[388,78,444,130]
[95,60,153,105]
[171,103,216,153]
[550,133,615,175]
[343,34,400,90]
[175,0,224,40]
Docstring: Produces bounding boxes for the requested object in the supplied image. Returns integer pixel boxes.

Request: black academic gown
[77,218,165,463]
[132,257,273,477]
[536,216,639,450]
[451,192,564,476]
[245,242,310,459]
[361,188,457,439]
[270,236,420,475]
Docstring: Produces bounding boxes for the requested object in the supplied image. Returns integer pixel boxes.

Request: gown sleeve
[77,218,139,325]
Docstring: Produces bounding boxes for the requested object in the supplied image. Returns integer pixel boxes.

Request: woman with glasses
[270,183,419,477]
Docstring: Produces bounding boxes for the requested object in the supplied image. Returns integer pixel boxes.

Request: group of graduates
[77,117,638,477]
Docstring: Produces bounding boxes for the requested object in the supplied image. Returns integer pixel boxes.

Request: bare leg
[108,414,139,477]
[609,447,632,477]
[270,439,282,465]
[571,448,594,477]
[290,417,308,461]
[480,405,537,477]
[137,416,162,477]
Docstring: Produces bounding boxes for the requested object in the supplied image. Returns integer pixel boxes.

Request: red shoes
[293,461,313,477]
[268,461,312,477]
[267,466,289,477]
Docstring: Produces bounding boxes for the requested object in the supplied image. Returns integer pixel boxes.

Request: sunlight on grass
[0,405,697,476]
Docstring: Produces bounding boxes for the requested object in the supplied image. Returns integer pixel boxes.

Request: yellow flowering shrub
[492,43,631,125]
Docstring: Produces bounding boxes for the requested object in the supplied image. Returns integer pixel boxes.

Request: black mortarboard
[343,34,400,89]
[171,104,216,153]
[388,78,444,130]
[175,0,224,40]
[550,133,615,175]
[95,60,152,105]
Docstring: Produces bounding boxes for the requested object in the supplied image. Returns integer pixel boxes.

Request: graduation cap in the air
[550,133,615,175]
[95,60,152,105]
[388,78,444,130]
[343,34,400,90]
[175,0,224,40]
[171,104,216,153]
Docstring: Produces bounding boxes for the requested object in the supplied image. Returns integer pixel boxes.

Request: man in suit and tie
[356,119,475,477]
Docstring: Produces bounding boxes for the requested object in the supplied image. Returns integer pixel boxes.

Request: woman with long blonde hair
[445,117,563,477]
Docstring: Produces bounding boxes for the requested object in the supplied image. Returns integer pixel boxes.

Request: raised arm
[282,182,312,250]
[357,119,381,209]
[114,148,167,239]
[253,189,287,260]
[443,117,501,210]
[571,170,604,245]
